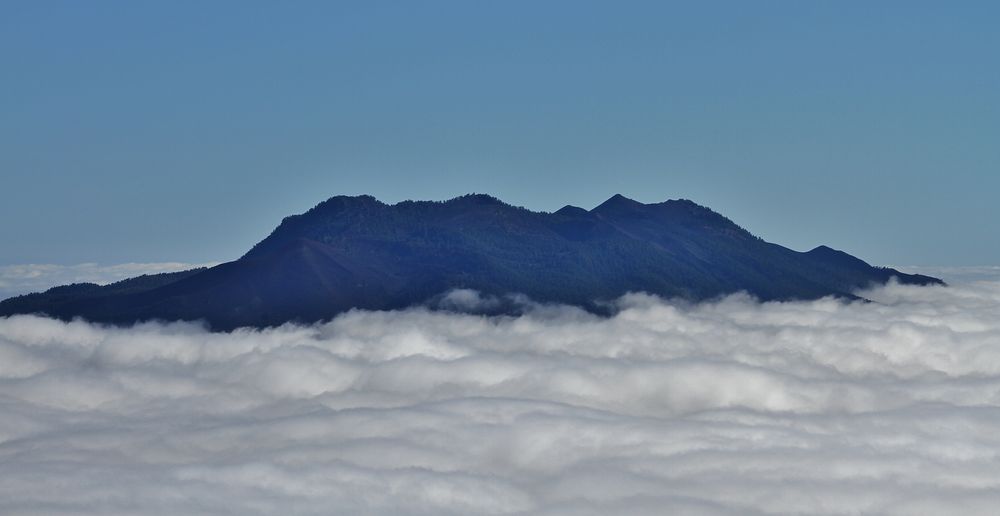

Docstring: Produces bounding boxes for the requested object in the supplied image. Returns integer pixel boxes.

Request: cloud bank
[2,273,1000,514]
[0,262,220,300]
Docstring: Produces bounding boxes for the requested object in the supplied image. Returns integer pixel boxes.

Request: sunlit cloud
[2,273,1000,514]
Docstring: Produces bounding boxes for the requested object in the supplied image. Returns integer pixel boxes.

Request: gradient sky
[2,1,997,266]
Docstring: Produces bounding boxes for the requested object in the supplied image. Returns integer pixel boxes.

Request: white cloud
[895,265,1000,284]
[2,273,1000,514]
[0,262,219,299]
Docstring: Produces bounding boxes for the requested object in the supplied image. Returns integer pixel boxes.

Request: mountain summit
[0,194,942,329]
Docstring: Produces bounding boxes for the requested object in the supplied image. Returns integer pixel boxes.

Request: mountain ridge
[0,194,943,330]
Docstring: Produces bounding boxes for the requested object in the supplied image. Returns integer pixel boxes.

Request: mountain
[0,194,943,330]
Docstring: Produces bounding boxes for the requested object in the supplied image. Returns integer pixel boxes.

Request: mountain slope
[0,194,943,329]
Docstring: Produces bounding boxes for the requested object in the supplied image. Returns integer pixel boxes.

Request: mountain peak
[307,194,383,214]
[448,193,506,206]
[593,194,645,212]
[554,205,590,217]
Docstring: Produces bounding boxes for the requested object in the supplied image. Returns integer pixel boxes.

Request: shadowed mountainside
[0,194,943,330]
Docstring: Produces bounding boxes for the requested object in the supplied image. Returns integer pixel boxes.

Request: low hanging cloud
[2,271,1000,515]
[894,264,1000,284]
[0,262,220,300]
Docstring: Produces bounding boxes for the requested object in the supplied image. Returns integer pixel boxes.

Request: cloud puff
[0,262,219,299]
[2,272,1000,514]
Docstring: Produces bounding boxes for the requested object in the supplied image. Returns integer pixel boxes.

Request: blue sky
[2,1,997,266]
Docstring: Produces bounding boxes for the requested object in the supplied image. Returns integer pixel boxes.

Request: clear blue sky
[2,1,997,266]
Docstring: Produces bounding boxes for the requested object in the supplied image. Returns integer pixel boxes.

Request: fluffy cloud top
[0,262,219,299]
[2,273,1000,514]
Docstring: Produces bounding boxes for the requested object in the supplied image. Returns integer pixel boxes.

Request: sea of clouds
[3,271,1000,515]
[0,262,219,300]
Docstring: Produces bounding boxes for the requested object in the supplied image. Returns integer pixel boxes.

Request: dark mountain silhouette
[0,194,943,330]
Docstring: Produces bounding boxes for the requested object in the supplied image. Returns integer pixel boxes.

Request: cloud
[0,262,220,299]
[895,265,1000,284]
[2,273,1000,514]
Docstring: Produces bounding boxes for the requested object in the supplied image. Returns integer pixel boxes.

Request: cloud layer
[3,274,1000,514]
[0,262,219,300]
